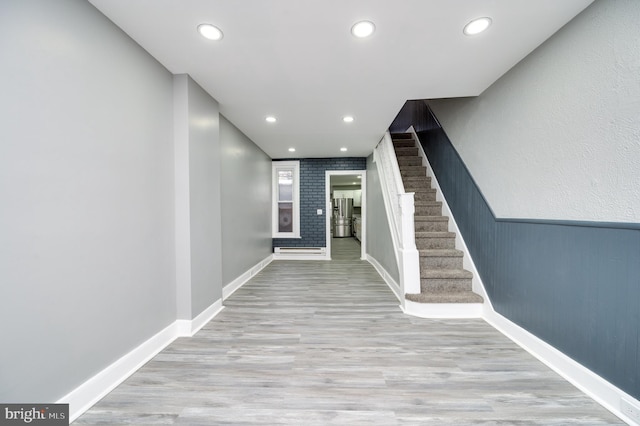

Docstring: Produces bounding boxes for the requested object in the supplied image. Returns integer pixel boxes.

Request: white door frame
[325,170,367,260]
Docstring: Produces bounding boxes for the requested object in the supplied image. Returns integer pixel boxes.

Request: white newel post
[398,193,421,295]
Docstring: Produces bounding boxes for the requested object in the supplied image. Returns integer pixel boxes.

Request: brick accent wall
[273,157,366,249]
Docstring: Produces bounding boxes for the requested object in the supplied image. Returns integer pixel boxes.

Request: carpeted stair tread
[393,141,415,148]
[413,202,441,209]
[415,231,454,238]
[419,249,463,257]
[405,291,483,304]
[392,132,485,306]
[392,133,413,139]
[397,157,423,166]
[421,269,473,279]
[415,215,448,221]
[394,147,419,156]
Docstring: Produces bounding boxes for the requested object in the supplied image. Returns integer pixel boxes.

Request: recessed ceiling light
[265,116,277,123]
[352,182,357,185]
[463,17,492,36]
[351,21,375,38]
[343,116,354,123]
[357,175,361,179]
[197,23,224,41]
[340,147,348,152]
[288,148,296,152]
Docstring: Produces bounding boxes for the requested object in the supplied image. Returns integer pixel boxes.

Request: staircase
[392,133,483,304]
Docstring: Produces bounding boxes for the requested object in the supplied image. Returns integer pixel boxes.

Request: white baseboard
[60,298,227,422]
[223,254,273,300]
[190,299,224,336]
[61,256,277,422]
[367,254,402,302]
[403,300,483,318]
[59,321,180,423]
[484,308,639,426]
[272,254,330,260]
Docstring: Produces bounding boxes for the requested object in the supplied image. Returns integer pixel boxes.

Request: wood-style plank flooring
[75,237,623,425]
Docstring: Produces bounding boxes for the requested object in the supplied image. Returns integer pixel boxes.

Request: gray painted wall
[220,115,272,285]
[186,78,223,313]
[365,155,400,283]
[0,0,176,401]
[429,0,640,223]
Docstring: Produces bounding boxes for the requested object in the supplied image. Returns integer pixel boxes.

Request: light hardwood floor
[74,238,623,425]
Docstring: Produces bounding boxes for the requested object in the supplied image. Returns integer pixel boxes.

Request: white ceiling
[89,0,593,159]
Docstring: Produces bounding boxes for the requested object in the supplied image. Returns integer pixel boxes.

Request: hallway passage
[75,245,623,425]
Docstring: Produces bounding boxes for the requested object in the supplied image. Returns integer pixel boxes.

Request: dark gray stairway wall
[391,102,640,400]
[272,157,366,249]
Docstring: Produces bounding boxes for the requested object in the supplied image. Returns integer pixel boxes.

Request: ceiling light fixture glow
[265,116,277,123]
[351,20,375,38]
[463,17,492,36]
[343,116,354,123]
[340,147,348,152]
[197,23,224,40]
[288,148,296,152]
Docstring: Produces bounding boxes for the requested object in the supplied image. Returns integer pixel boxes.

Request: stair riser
[393,141,415,148]
[415,205,442,216]
[414,192,437,202]
[416,237,456,249]
[397,157,422,166]
[404,177,431,186]
[415,221,448,232]
[420,256,463,269]
[395,147,418,157]
[404,181,431,190]
[400,168,427,177]
[421,278,473,293]
[392,133,413,140]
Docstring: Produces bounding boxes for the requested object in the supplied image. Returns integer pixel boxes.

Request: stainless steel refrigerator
[332,198,354,238]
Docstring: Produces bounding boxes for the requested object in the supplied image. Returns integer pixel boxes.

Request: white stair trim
[367,254,402,302]
[403,300,482,318]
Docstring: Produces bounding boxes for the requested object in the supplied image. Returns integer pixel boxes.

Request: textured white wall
[0,0,175,401]
[429,0,640,222]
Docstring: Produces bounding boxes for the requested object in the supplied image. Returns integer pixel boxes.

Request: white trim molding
[60,253,279,422]
[484,308,640,426]
[223,254,274,299]
[59,322,180,423]
[367,254,402,302]
[184,299,224,337]
[59,296,231,422]
[403,300,482,319]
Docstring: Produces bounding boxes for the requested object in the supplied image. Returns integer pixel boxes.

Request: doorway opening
[325,170,366,260]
